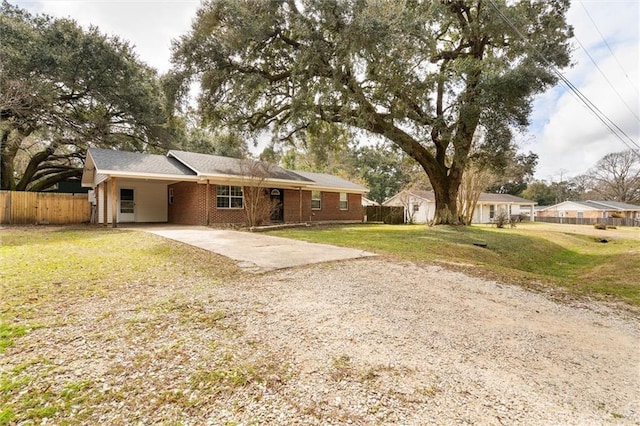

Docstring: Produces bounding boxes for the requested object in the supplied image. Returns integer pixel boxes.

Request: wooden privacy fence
[365,205,404,223]
[535,216,639,227]
[0,191,91,225]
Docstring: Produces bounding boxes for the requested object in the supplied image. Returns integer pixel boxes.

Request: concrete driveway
[134,225,375,273]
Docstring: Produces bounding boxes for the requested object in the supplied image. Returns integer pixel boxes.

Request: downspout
[298,188,302,223]
[205,180,210,226]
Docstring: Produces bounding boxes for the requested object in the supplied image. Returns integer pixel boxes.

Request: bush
[494,209,511,228]
[594,223,607,230]
[384,211,405,224]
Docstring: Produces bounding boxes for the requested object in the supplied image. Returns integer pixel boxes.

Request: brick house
[81,148,367,227]
[536,200,640,220]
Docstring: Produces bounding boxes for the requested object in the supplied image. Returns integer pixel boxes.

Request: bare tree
[588,150,640,203]
[397,190,418,224]
[457,164,498,225]
[239,160,278,228]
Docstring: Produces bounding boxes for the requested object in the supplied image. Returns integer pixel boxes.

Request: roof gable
[538,201,597,211]
[92,148,196,175]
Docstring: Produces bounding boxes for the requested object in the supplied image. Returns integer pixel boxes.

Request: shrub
[384,210,405,224]
[594,223,607,230]
[494,209,511,228]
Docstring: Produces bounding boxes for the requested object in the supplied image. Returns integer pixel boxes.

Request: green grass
[268,223,640,306]
[0,323,28,353]
[0,226,241,423]
[0,226,238,322]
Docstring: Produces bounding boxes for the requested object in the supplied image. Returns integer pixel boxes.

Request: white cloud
[530,0,640,181]
[11,0,201,73]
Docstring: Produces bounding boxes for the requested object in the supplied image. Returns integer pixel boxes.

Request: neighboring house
[361,197,379,207]
[42,180,89,194]
[536,200,640,220]
[81,148,367,226]
[382,190,536,224]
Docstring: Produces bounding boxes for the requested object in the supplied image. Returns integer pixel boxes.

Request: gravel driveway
[6,257,638,424]
[226,259,639,424]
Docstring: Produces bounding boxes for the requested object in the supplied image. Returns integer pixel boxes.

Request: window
[217,185,243,209]
[120,188,134,213]
[489,205,495,219]
[311,191,321,210]
[168,188,174,205]
[339,192,348,210]
[412,203,420,213]
[577,211,583,219]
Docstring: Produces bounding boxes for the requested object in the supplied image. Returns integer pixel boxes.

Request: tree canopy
[582,150,640,204]
[0,2,175,191]
[173,0,572,224]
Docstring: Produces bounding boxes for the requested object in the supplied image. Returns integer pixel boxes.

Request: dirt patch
[2,258,638,424]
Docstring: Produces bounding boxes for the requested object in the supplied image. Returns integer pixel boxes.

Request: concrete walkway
[134,225,375,273]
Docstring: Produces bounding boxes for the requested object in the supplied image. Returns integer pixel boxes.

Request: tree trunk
[430,170,463,225]
[0,131,17,190]
[15,147,56,191]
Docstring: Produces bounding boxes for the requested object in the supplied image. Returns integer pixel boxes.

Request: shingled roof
[404,190,535,204]
[291,170,368,192]
[82,148,367,193]
[167,150,312,183]
[87,148,196,176]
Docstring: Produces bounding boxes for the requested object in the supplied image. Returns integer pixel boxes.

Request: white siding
[98,180,168,223]
[409,200,433,224]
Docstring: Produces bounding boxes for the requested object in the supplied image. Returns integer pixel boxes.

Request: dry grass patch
[0,226,295,423]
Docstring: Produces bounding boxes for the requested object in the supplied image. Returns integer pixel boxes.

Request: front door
[270,188,284,222]
[119,188,135,222]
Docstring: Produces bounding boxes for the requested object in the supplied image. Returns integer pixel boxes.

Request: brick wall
[168,182,206,225]
[283,189,363,223]
[537,209,605,219]
[283,189,310,223]
[168,183,363,225]
[210,184,247,225]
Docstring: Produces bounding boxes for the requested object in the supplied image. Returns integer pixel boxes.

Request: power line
[486,0,640,157]
[574,35,640,122]
[579,1,639,95]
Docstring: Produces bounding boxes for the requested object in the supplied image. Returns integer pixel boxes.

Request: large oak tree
[0,2,175,191]
[173,0,572,224]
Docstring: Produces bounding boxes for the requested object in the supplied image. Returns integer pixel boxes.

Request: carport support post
[102,181,108,227]
[110,176,117,228]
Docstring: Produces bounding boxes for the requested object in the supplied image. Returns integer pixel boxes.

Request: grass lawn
[268,222,640,306]
[0,224,638,423]
[0,226,243,424]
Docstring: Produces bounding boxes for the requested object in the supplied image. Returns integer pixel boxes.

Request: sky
[9,0,640,182]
